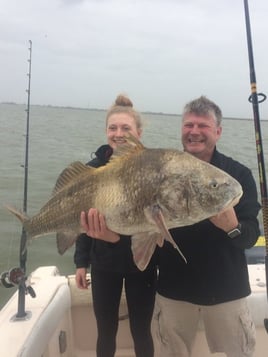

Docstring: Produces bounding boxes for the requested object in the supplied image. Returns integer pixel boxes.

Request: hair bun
[114,94,133,108]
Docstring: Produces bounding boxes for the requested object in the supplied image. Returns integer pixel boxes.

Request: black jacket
[74,144,156,273]
[157,149,261,305]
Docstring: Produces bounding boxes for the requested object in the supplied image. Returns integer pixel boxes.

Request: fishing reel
[0,267,36,298]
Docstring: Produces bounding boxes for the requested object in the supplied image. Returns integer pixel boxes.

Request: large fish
[6,136,242,270]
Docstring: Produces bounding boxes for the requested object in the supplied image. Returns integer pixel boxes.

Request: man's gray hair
[182,96,222,126]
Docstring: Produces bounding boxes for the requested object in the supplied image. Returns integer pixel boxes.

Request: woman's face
[106,113,142,149]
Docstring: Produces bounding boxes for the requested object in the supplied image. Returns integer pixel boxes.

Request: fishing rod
[0,40,35,317]
[0,41,37,322]
[15,39,37,319]
[0,41,34,318]
[243,0,268,332]
[20,40,32,272]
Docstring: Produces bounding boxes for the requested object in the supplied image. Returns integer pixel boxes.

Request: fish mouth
[221,191,243,211]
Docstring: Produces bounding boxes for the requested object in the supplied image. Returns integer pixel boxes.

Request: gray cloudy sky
[1,0,268,118]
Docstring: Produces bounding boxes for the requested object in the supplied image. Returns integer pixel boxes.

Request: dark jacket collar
[94,144,113,165]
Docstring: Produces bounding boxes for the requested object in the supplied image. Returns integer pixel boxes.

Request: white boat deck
[0,264,267,356]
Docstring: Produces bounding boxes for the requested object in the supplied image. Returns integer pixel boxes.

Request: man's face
[181,113,222,162]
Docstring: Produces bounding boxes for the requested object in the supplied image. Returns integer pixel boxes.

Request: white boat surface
[0,263,267,357]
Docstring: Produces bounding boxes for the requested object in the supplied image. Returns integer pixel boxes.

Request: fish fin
[5,205,29,223]
[52,161,94,195]
[56,231,79,255]
[157,235,165,247]
[131,232,158,271]
[145,205,187,264]
[5,205,33,241]
[110,134,145,159]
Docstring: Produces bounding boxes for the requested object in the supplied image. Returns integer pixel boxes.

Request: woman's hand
[75,267,89,289]
[81,208,120,243]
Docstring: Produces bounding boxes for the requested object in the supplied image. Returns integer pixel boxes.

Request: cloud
[0,0,268,119]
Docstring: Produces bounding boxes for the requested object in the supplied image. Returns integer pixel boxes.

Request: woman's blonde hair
[106,94,142,130]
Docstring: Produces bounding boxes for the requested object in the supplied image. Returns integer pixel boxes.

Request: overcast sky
[1,0,268,118]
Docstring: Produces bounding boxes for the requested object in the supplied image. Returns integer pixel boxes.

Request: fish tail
[5,205,31,235]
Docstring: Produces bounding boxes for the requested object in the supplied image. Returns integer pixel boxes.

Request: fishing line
[0,146,25,292]
[1,114,26,273]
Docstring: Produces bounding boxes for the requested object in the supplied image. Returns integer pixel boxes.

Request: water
[0,103,267,308]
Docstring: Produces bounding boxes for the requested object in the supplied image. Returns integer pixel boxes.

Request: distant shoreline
[1,101,267,121]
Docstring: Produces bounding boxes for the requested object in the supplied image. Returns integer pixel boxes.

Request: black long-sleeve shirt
[157,149,261,305]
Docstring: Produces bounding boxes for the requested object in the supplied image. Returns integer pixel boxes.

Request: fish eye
[210,179,218,189]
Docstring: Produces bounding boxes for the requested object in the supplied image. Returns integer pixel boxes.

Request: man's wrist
[110,233,120,243]
[227,223,242,239]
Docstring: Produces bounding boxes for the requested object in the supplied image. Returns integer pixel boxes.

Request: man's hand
[209,207,239,233]
[81,208,120,243]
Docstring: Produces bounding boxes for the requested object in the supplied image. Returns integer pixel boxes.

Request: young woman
[74,95,157,357]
